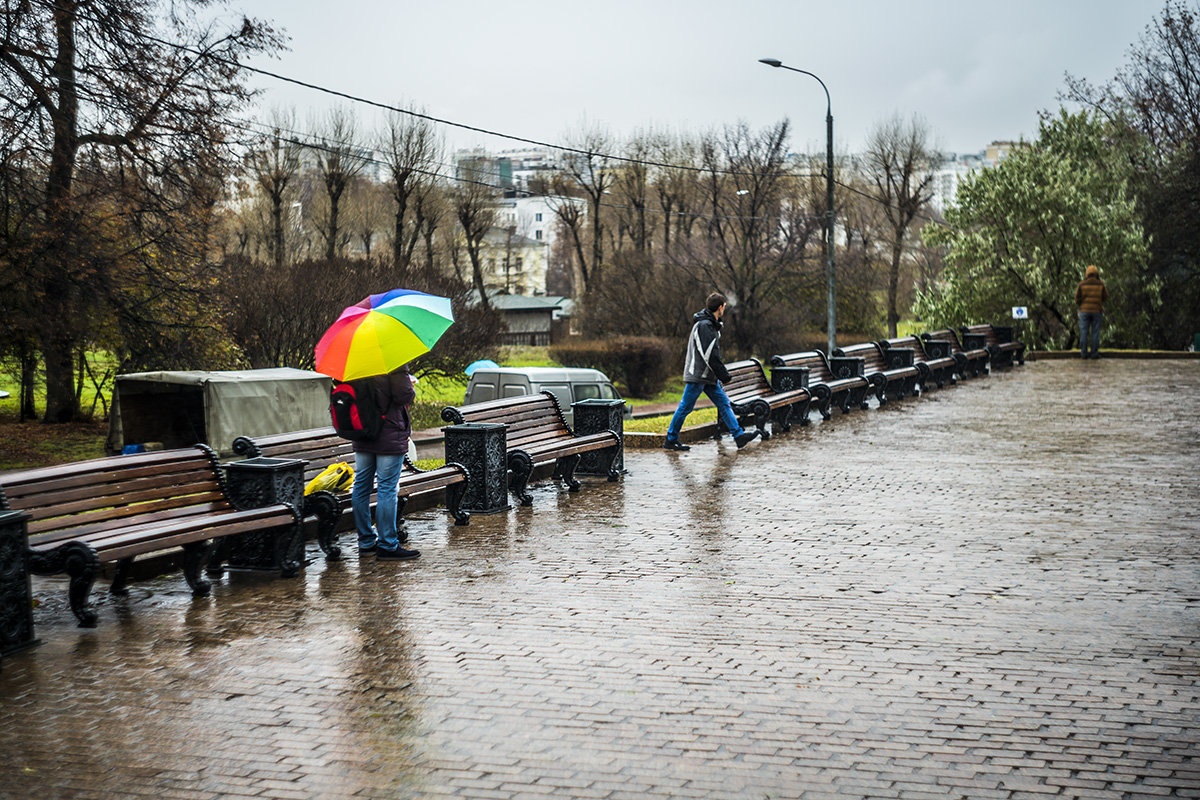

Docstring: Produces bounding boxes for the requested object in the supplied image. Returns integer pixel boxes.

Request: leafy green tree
[918,111,1153,349]
[1063,0,1200,347]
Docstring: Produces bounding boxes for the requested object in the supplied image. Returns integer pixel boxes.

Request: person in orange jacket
[1075,265,1109,359]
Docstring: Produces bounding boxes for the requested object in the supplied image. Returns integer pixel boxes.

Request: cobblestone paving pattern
[1,360,1198,799]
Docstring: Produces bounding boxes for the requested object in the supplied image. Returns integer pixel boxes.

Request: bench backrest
[961,323,1012,347]
[923,329,965,354]
[836,342,888,373]
[444,392,573,451]
[234,427,355,485]
[0,446,229,539]
[721,359,771,403]
[880,335,932,364]
[771,351,834,383]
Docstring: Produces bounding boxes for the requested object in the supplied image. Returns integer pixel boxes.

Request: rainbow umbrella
[315,289,454,381]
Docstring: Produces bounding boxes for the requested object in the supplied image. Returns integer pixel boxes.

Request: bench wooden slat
[443,391,621,507]
[0,444,302,627]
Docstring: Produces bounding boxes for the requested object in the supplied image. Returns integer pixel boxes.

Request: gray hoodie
[682,308,732,385]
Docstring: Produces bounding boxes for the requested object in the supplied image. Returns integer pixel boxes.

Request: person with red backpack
[348,367,419,560]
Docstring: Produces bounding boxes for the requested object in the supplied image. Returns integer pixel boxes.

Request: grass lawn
[0,345,693,471]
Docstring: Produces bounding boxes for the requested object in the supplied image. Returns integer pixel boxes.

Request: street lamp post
[759,58,836,356]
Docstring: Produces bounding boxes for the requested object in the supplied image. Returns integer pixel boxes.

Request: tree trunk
[271,194,285,270]
[467,245,490,311]
[325,191,341,261]
[19,342,38,422]
[41,2,82,422]
[887,239,903,337]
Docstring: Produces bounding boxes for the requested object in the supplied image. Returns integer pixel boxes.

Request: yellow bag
[305,462,354,495]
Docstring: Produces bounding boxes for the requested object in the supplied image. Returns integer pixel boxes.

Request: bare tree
[248,111,303,270]
[413,180,448,272]
[451,171,497,310]
[612,131,653,255]
[651,131,700,255]
[680,120,809,355]
[558,123,615,291]
[379,108,440,270]
[864,114,937,336]
[341,177,389,260]
[309,106,367,261]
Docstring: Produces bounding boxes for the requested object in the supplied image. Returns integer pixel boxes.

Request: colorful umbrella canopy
[315,289,454,381]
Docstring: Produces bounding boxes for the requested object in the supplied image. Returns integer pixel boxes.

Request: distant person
[1075,265,1108,359]
[663,292,760,452]
[352,367,420,560]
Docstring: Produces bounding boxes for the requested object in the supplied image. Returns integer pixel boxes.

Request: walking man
[1075,265,1108,359]
[352,367,421,560]
[663,292,760,451]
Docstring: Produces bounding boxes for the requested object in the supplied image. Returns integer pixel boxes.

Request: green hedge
[549,336,675,399]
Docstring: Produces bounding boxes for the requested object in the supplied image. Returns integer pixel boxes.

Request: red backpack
[329,379,384,441]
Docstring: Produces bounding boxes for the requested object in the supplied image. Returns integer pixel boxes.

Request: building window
[535,213,543,222]
[535,230,543,240]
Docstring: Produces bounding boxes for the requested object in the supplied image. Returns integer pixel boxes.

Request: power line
[53,4,817,183]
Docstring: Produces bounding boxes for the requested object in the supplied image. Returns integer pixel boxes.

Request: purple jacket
[352,370,416,455]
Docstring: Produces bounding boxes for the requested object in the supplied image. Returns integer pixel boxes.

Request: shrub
[549,336,675,399]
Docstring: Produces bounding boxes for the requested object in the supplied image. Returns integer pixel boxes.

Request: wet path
[2,360,1198,799]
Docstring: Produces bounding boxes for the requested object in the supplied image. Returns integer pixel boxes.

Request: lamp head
[759,58,782,68]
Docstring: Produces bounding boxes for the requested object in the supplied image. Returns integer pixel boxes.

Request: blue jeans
[666,381,744,441]
[1079,311,1103,357]
[352,452,405,551]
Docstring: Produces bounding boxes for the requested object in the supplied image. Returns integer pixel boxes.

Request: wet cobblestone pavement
[2,359,1198,799]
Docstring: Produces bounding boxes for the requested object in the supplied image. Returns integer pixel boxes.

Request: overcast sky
[227,0,1161,157]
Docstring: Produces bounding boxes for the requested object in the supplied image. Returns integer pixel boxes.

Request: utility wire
[52,3,818,182]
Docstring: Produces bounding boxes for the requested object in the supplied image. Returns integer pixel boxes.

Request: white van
[463,367,628,427]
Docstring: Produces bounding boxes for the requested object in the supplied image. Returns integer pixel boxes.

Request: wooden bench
[833,342,921,404]
[440,392,621,507]
[718,358,813,436]
[961,323,1026,368]
[921,329,989,378]
[0,446,302,627]
[230,427,470,560]
[879,335,958,391]
[770,350,872,419]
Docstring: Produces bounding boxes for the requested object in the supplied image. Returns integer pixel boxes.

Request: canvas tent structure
[106,368,331,457]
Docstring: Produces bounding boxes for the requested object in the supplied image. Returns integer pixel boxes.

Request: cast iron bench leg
[109,557,134,596]
[29,541,100,628]
[182,541,213,597]
[557,453,582,492]
[508,452,535,507]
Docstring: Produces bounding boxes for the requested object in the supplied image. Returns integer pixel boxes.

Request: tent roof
[116,368,328,385]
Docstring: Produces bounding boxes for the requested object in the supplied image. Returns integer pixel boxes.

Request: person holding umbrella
[351,367,419,559]
[315,289,457,560]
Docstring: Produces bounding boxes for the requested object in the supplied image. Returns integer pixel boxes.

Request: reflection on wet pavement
[2,360,1198,798]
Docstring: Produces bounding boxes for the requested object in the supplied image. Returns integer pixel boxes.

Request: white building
[479,228,549,297]
[493,195,584,252]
